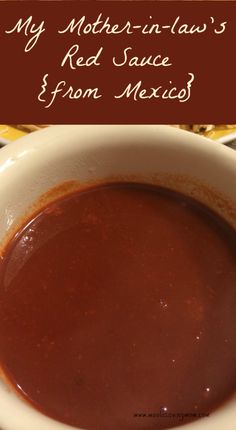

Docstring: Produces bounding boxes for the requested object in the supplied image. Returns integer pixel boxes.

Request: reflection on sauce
[0,183,236,430]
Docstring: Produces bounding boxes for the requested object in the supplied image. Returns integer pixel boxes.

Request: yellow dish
[0,125,26,144]
[204,127,236,140]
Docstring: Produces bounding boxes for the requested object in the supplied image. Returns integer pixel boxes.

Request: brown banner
[0,1,235,123]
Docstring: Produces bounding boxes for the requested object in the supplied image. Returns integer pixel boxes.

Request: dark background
[0,1,235,123]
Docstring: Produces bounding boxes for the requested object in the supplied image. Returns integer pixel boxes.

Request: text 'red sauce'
[1,183,236,430]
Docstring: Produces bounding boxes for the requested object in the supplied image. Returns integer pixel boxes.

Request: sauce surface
[1,183,236,430]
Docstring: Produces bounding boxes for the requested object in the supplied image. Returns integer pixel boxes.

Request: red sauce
[1,183,236,430]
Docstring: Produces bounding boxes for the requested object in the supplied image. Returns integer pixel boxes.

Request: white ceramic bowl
[0,125,236,430]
